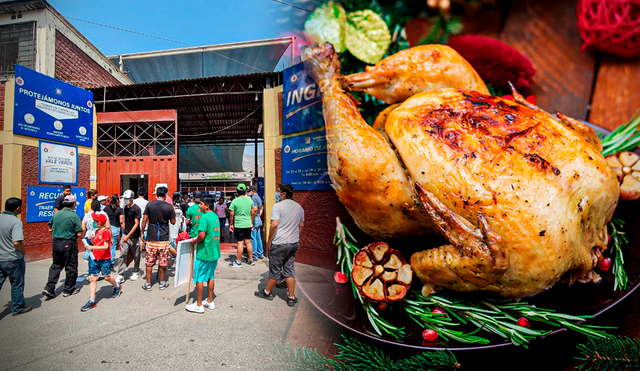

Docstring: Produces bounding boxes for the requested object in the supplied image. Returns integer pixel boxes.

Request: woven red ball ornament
[447,35,535,91]
[576,0,640,59]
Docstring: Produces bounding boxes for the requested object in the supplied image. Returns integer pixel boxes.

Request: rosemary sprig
[334,218,405,339]
[601,110,640,156]
[575,335,640,371]
[608,217,629,291]
[404,293,614,348]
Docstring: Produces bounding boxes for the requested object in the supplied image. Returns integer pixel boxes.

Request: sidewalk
[0,248,344,371]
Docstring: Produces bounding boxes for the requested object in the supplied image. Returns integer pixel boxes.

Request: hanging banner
[282,129,332,191]
[39,140,78,185]
[282,62,324,135]
[13,64,94,147]
[26,186,86,223]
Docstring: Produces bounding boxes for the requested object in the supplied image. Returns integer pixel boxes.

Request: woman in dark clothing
[104,195,124,266]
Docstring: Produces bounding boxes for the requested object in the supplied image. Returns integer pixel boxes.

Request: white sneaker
[203,300,215,310]
[116,275,125,284]
[129,272,141,281]
[185,302,204,314]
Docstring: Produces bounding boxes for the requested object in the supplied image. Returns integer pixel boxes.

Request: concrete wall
[0,4,129,260]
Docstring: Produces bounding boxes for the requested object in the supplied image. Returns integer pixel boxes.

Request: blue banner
[26,186,86,223]
[257,177,265,201]
[282,130,332,191]
[282,62,324,135]
[13,64,94,147]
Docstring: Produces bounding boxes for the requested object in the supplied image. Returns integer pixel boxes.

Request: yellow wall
[1,77,99,201]
[262,85,283,240]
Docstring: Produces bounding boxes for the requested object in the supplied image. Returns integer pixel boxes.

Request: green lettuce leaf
[304,2,347,53]
[345,10,391,65]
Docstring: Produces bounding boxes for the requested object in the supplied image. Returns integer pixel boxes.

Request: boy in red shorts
[81,213,122,311]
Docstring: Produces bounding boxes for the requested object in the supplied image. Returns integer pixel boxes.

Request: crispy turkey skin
[303,43,620,299]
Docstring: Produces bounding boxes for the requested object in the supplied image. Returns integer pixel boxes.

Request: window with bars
[0,22,36,79]
[98,122,176,157]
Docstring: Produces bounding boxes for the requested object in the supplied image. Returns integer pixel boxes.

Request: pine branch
[272,342,354,371]
[608,218,629,292]
[575,335,640,371]
[335,335,460,370]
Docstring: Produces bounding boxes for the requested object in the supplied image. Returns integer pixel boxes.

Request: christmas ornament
[576,0,640,59]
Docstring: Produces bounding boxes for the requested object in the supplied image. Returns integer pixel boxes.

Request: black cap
[193,191,203,201]
[248,186,258,192]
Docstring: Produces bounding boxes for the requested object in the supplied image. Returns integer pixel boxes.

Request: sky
[48,0,313,57]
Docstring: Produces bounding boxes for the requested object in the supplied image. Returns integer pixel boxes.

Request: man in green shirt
[43,195,83,299]
[186,191,203,238]
[186,196,220,314]
[229,184,256,267]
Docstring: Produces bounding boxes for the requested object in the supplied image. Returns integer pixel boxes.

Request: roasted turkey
[302,43,620,299]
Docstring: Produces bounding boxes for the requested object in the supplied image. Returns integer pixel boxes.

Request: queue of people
[0,183,305,316]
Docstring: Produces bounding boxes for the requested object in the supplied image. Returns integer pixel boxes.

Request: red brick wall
[274,149,372,269]
[0,81,5,131]
[20,145,91,261]
[54,31,122,89]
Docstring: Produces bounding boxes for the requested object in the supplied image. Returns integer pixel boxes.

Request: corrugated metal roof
[92,72,282,144]
[108,37,293,83]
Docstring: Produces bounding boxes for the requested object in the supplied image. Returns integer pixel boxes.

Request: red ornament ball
[431,307,446,315]
[577,0,640,59]
[422,329,439,341]
[517,317,531,328]
[447,35,536,91]
[598,257,612,271]
[333,271,349,284]
[377,302,388,311]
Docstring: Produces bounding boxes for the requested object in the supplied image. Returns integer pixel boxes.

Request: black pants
[45,239,78,293]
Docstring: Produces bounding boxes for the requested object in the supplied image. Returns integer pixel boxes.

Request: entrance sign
[282,63,324,135]
[13,64,94,147]
[26,186,86,223]
[39,140,78,185]
[282,129,332,191]
[174,239,195,288]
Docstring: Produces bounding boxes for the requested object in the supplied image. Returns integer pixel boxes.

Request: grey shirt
[0,211,24,261]
[270,199,304,245]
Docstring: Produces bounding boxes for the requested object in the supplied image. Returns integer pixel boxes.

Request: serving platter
[296,124,640,351]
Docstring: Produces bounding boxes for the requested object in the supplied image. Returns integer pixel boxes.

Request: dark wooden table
[282,1,640,369]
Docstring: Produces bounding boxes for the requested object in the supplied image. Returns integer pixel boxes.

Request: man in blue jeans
[0,197,32,316]
[248,186,264,259]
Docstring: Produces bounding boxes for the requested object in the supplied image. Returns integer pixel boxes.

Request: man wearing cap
[97,195,108,211]
[248,186,264,259]
[140,186,175,291]
[186,191,203,237]
[229,184,257,267]
[43,194,83,299]
[53,185,72,213]
[115,190,142,283]
[0,197,32,316]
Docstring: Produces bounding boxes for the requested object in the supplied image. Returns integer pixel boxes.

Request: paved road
[0,251,344,371]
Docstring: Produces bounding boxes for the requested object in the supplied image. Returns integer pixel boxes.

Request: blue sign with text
[14,65,94,147]
[282,130,332,191]
[282,62,324,135]
[26,186,86,223]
